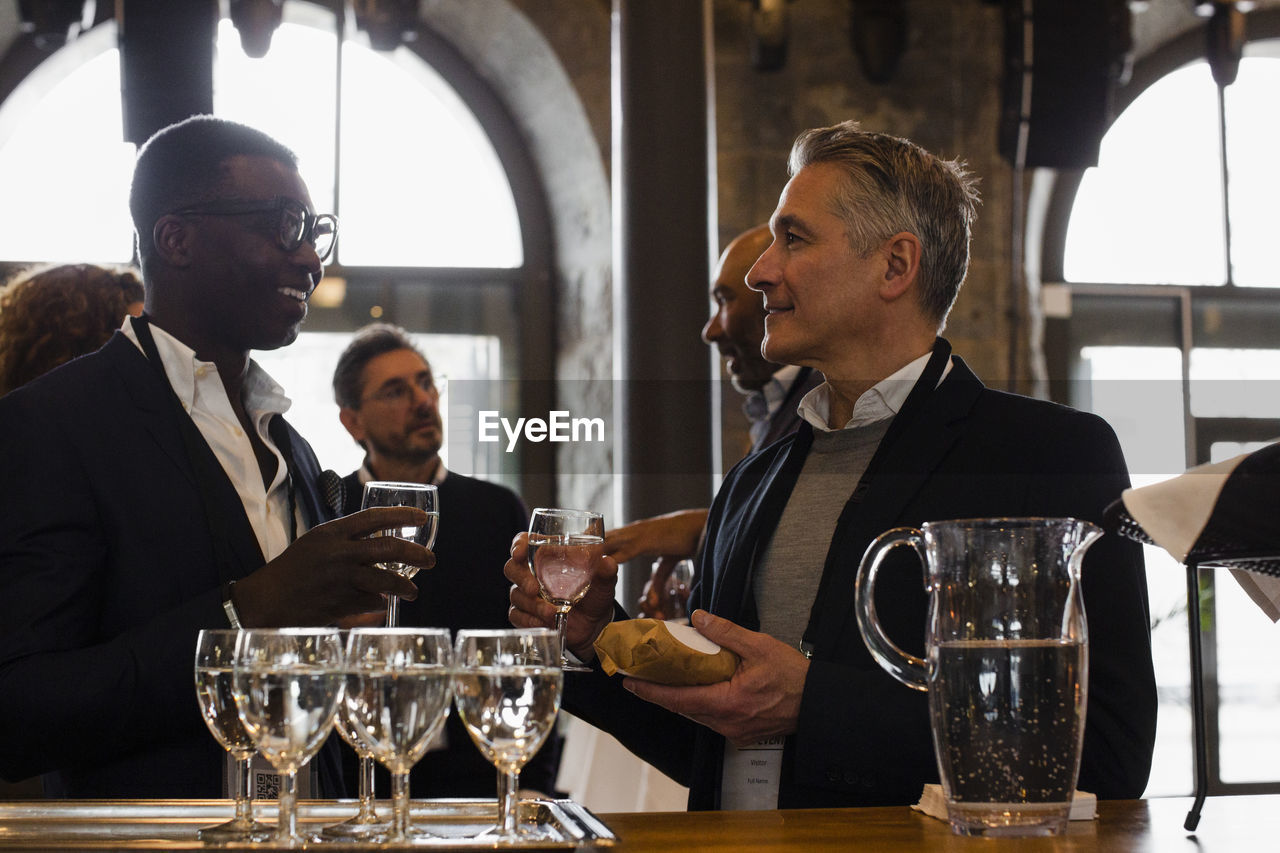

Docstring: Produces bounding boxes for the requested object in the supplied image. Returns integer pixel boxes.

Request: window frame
[0,1,557,503]
[1039,10,1280,798]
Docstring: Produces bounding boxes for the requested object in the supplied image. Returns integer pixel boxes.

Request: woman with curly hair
[0,263,144,396]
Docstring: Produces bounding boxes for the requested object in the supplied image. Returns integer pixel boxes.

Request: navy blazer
[0,332,335,797]
[563,352,1157,810]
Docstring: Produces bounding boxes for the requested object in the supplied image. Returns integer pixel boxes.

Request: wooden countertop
[599,795,1280,851]
[0,794,1274,850]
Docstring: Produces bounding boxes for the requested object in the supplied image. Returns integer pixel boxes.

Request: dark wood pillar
[612,0,716,600]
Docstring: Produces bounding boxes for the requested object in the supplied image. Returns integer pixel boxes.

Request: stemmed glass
[344,627,454,844]
[453,628,563,841]
[231,628,345,847]
[527,508,604,672]
[321,631,390,841]
[361,481,440,627]
[193,629,272,842]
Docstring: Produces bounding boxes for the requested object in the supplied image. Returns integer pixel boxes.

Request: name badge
[719,735,785,810]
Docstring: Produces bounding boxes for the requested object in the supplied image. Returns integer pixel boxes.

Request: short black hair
[332,323,427,409]
[129,115,298,271]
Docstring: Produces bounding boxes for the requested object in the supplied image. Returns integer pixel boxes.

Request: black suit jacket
[563,352,1157,809]
[340,469,563,797]
[0,332,336,797]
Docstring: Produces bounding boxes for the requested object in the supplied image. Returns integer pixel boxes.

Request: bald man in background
[605,226,822,613]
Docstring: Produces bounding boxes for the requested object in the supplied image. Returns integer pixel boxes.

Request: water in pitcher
[930,638,1086,835]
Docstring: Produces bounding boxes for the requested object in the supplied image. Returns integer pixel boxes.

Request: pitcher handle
[855,526,929,692]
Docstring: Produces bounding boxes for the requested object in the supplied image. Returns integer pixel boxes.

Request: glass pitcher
[855,517,1101,837]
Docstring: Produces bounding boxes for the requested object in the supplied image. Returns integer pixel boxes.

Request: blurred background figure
[332,322,563,798]
[0,263,144,397]
[608,225,821,619]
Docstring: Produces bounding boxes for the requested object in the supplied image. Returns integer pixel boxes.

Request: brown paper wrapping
[593,618,738,685]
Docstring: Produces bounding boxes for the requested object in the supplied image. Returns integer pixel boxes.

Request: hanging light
[850,0,907,84]
[229,0,284,59]
[351,0,419,52]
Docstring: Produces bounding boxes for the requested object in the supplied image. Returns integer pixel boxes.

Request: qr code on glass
[253,770,282,799]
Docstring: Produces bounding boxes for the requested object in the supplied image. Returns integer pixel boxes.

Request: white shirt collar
[122,315,291,423]
[742,364,805,425]
[797,350,952,432]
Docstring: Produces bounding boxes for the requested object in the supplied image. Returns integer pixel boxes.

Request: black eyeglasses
[165,196,338,261]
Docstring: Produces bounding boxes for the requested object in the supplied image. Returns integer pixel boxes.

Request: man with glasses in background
[331,323,562,798]
[0,115,429,798]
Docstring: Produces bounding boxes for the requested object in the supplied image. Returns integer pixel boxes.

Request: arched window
[0,1,548,484]
[1040,17,1280,799]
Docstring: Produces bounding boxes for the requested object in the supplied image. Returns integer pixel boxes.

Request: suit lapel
[122,321,268,584]
[106,335,197,489]
[711,424,815,626]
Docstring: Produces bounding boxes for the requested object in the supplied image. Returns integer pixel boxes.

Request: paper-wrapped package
[594,618,738,685]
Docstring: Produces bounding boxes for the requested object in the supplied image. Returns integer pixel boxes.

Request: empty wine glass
[321,631,390,841]
[232,628,344,847]
[453,628,563,841]
[361,481,440,627]
[193,629,272,842]
[344,627,453,843]
[527,508,604,672]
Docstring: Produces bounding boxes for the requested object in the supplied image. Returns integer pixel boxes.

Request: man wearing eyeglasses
[0,115,429,799]
[330,323,563,798]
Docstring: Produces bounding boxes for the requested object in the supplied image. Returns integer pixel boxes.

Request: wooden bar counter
[0,795,1275,849]
[602,795,1280,851]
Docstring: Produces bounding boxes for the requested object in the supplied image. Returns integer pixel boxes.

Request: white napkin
[911,785,1097,821]
[1121,446,1280,623]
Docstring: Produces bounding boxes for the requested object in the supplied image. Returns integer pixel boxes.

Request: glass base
[475,822,560,843]
[197,817,274,843]
[319,813,391,840]
[946,800,1070,837]
[561,661,592,673]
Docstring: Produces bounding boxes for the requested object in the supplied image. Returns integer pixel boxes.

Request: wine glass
[361,481,440,627]
[231,628,344,847]
[453,628,563,841]
[527,508,604,672]
[321,631,390,841]
[665,558,695,624]
[193,629,272,842]
[344,627,453,843]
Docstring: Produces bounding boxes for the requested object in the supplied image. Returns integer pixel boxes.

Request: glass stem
[234,754,253,825]
[278,770,298,844]
[386,594,400,628]
[357,754,377,820]
[554,609,569,664]
[497,767,520,836]
[391,770,410,840]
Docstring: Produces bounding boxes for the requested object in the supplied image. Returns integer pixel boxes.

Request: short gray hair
[789,121,981,328]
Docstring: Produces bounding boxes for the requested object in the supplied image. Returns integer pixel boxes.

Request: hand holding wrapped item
[594,618,739,685]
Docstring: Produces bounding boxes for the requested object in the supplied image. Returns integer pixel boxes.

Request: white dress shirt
[123,316,300,562]
[797,350,953,432]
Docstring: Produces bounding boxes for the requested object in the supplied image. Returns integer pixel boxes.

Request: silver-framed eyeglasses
[166,196,338,261]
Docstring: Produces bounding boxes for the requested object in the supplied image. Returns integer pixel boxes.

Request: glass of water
[344,627,453,843]
[231,628,344,847]
[193,629,272,842]
[453,628,563,841]
[361,481,440,627]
